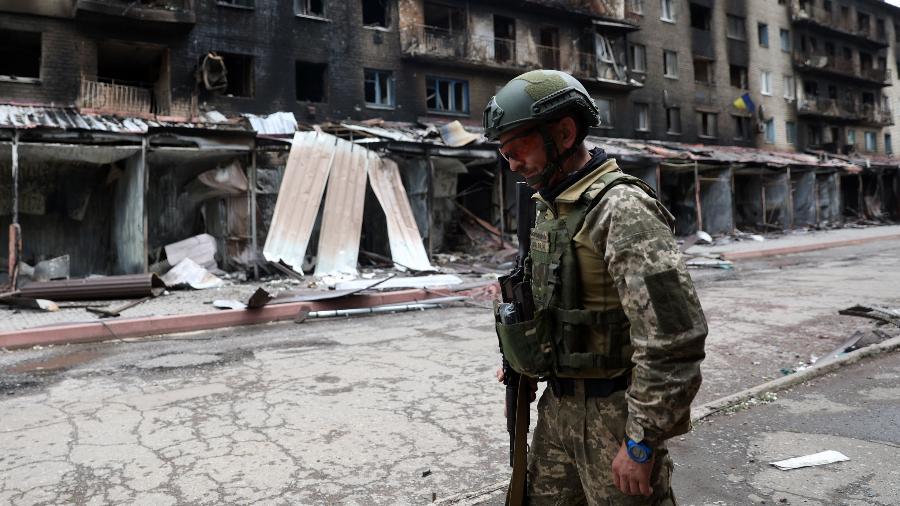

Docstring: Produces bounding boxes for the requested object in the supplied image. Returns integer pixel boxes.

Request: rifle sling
[506,375,530,506]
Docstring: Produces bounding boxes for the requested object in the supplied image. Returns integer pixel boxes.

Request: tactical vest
[497,170,660,378]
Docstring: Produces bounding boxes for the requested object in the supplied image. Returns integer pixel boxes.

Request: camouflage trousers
[527,382,676,506]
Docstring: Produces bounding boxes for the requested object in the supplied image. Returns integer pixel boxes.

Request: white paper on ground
[770,450,849,470]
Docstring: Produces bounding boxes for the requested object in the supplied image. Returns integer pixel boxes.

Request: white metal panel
[314,139,371,277]
[367,157,434,272]
[263,131,337,272]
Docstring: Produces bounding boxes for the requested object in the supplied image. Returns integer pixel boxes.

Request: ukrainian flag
[733,93,755,113]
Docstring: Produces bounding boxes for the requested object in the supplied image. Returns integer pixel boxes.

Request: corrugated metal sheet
[0,104,250,133]
[263,131,338,273]
[19,274,166,301]
[314,142,373,277]
[368,157,434,272]
[243,112,298,135]
[0,142,139,164]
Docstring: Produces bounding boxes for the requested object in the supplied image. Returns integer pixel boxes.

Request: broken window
[294,0,324,16]
[663,50,678,78]
[635,103,650,131]
[857,12,870,35]
[219,52,254,97]
[630,43,646,72]
[218,0,254,8]
[693,58,713,84]
[786,121,797,144]
[733,115,751,140]
[726,15,745,40]
[0,29,41,80]
[90,40,168,114]
[424,2,465,32]
[362,0,389,28]
[689,3,711,31]
[538,27,560,69]
[426,76,468,114]
[804,80,819,97]
[296,61,327,102]
[697,111,717,138]
[729,65,748,89]
[808,124,823,146]
[596,97,613,127]
[365,69,394,108]
[666,107,681,134]
[493,15,516,63]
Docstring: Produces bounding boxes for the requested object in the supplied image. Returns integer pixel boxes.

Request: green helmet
[483,69,600,141]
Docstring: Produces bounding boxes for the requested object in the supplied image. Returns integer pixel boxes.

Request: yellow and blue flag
[733,93,755,112]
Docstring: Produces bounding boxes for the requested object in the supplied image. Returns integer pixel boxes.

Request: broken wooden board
[263,131,339,274]
[367,158,434,272]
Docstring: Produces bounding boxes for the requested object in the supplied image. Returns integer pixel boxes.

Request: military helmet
[483,69,600,141]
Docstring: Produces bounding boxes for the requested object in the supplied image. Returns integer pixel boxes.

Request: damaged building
[1,0,900,288]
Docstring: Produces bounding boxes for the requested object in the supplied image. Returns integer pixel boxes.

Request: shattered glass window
[365,69,395,108]
[427,77,468,114]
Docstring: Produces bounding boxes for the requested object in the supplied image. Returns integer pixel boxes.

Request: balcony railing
[790,0,887,45]
[493,37,517,64]
[861,103,894,125]
[798,97,856,118]
[79,78,154,116]
[794,52,890,84]
[401,24,468,59]
[536,44,560,69]
[573,52,598,77]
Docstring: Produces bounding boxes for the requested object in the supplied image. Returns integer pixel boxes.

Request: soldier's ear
[557,116,578,149]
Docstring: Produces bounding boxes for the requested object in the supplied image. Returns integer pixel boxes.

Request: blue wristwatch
[626,439,653,463]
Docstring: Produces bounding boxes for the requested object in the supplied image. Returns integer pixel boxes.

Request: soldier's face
[498,124,548,188]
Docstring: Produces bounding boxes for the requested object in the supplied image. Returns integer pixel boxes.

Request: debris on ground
[86,296,153,318]
[18,255,70,282]
[162,258,224,290]
[17,274,166,301]
[334,274,462,291]
[838,304,900,328]
[770,450,849,471]
[0,296,59,312]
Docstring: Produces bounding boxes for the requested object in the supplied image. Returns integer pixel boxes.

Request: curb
[691,334,900,421]
[0,282,500,350]
[716,233,900,261]
[435,335,900,505]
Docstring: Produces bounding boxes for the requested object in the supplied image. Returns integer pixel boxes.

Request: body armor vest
[496,170,659,378]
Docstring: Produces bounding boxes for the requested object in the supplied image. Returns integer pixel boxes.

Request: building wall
[746,0,797,151]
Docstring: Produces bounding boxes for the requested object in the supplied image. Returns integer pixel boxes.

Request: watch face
[629,445,648,460]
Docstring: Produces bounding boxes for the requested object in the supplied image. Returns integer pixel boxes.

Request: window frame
[865,131,877,152]
[697,111,718,138]
[635,102,650,132]
[426,76,470,115]
[758,22,769,48]
[726,15,746,40]
[786,121,797,144]
[364,68,396,109]
[761,70,772,96]
[780,28,791,52]
[0,28,42,83]
[663,50,678,79]
[660,0,676,23]
[764,118,775,144]
[630,44,647,73]
[217,0,255,9]
[596,97,614,128]
[666,106,681,134]
[783,75,795,100]
[294,0,327,18]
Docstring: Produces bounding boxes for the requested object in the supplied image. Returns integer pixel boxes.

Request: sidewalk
[670,350,900,505]
[685,224,900,260]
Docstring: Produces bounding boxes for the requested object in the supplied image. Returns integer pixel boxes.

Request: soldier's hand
[496,367,538,403]
[612,441,654,496]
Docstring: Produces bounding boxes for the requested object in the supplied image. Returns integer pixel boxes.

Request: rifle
[497,182,536,505]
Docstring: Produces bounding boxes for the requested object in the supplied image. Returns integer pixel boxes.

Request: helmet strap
[525,124,578,187]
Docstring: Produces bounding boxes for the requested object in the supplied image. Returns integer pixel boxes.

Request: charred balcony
[790,0,888,48]
[797,97,893,126]
[793,51,891,87]
[75,0,195,24]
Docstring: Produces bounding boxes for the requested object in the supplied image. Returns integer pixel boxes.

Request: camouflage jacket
[533,157,708,445]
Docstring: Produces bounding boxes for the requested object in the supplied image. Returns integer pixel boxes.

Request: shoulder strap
[563,170,657,237]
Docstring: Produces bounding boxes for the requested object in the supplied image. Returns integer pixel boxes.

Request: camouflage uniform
[526,158,707,505]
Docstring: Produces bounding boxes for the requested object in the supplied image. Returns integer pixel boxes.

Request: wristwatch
[626,438,653,463]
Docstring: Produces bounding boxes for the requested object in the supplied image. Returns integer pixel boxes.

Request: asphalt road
[1,239,899,505]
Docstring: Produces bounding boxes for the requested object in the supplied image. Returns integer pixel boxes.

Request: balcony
[797,97,858,119]
[75,0,195,24]
[624,0,643,23]
[861,103,894,126]
[790,0,888,47]
[537,44,561,70]
[793,52,891,86]
[78,78,161,116]
[401,25,469,59]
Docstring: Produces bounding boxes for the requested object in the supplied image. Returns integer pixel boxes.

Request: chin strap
[525,124,578,187]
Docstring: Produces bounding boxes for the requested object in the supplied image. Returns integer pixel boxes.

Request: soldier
[487,69,708,504]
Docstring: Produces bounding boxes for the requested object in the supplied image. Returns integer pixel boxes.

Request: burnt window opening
[97,41,161,87]
[689,3,711,31]
[218,52,254,97]
[857,12,870,34]
[538,26,560,69]
[295,0,325,16]
[0,29,41,80]
[494,15,516,63]
[296,61,327,102]
[426,76,468,114]
[424,2,466,32]
[729,64,748,89]
[362,0,389,28]
[804,80,819,97]
[693,58,713,84]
